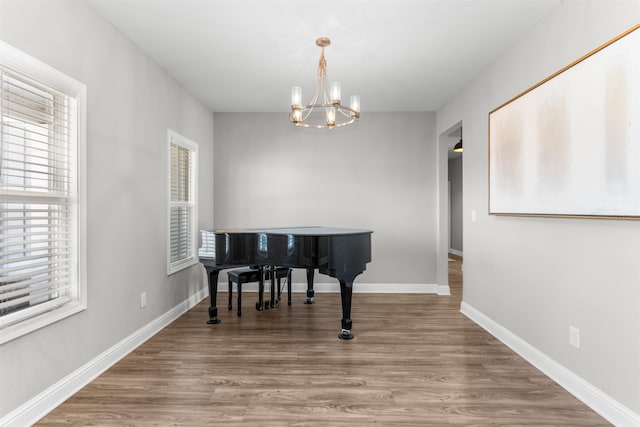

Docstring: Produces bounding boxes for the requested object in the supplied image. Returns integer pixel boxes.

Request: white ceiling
[88,0,559,113]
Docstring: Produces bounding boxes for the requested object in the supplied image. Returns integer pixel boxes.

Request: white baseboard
[437,284,451,296]
[460,301,640,427]
[2,287,209,427]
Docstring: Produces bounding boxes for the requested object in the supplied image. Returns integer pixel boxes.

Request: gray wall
[448,156,463,252]
[213,112,438,285]
[437,1,640,413]
[0,1,213,418]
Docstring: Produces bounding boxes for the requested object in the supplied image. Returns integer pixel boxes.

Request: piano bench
[227,267,262,316]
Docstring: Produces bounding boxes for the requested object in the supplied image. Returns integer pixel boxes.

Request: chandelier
[290,37,360,129]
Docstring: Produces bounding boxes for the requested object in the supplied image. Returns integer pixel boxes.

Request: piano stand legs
[304,267,315,304]
[207,306,221,325]
[339,328,353,340]
[204,262,362,340]
[269,269,276,309]
[256,266,290,310]
[305,289,315,304]
[205,267,222,324]
[255,301,273,311]
[288,268,292,305]
[338,279,354,340]
[255,267,273,311]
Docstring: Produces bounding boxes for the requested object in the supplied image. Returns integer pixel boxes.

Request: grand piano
[199,226,372,339]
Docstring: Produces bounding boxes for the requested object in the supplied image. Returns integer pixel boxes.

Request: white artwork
[489,25,640,218]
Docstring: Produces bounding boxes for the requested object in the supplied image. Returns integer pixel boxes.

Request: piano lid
[214,226,372,236]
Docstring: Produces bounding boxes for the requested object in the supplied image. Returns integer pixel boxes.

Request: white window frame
[0,41,87,344]
[167,129,198,275]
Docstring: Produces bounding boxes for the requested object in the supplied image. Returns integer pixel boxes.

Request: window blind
[168,131,198,274]
[0,65,77,331]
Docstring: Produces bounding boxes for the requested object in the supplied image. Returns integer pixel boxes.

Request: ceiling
[88,0,560,114]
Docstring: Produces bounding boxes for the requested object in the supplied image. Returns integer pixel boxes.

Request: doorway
[447,126,463,296]
[436,122,463,296]
[448,127,463,256]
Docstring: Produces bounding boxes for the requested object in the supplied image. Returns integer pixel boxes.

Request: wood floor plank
[37,258,611,426]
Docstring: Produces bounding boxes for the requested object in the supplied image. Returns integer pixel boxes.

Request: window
[167,130,198,274]
[0,42,86,344]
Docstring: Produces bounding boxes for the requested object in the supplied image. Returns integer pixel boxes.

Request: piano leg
[287,269,292,306]
[269,266,276,309]
[256,266,266,311]
[205,267,221,324]
[304,267,315,304]
[276,268,282,306]
[338,279,354,340]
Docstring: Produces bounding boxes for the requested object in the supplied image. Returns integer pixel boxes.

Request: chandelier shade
[290,37,360,129]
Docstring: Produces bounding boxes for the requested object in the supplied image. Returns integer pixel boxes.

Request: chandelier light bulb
[330,81,341,105]
[291,108,302,124]
[326,106,336,127]
[291,87,302,108]
[350,95,360,116]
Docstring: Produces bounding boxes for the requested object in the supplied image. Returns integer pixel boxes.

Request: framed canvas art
[489,25,640,219]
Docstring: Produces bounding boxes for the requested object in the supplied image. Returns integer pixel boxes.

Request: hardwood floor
[38,257,610,426]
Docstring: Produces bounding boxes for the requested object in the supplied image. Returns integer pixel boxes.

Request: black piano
[199,226,372,339]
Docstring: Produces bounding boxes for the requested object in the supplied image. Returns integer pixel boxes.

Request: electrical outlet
[569,326,580,349]
[140,292,147,309]
[471,209,477,222]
